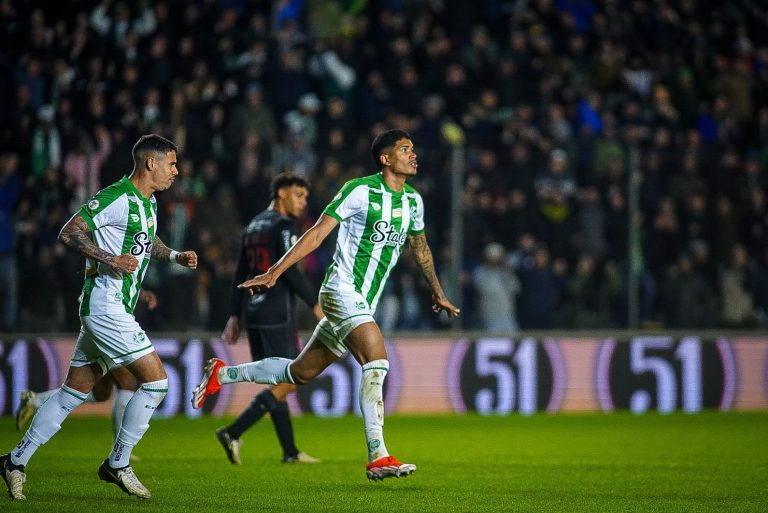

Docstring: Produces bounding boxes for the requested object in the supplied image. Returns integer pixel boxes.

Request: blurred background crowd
[1,0,768,334]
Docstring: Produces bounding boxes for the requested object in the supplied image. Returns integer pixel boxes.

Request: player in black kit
[216,174,323,465]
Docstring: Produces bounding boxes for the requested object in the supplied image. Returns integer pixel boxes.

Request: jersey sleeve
[323,181,366,222]
[78,189,126,231]
[408,193,425,235]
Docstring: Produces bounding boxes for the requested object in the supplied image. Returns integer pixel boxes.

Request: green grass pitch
[1,412,766,512]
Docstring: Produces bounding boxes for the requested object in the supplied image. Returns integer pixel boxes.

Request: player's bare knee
[64,364,102,394]
[126,352,167,383]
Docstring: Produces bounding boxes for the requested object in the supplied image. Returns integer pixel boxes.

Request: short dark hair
[270,173,310,200]
[371,129,412,169]
[132,134,178,166]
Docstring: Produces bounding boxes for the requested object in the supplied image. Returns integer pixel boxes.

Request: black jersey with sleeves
[230,209,316,328]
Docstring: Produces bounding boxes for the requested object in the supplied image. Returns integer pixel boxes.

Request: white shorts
[312,288,376,357]
[71,314,155,374]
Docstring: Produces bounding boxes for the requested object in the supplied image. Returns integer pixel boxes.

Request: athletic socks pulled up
[270,401,298,459]
[226,389,278,439]
[11,385,87,466]
[109,379,167,468]
[226,390,299,459]
[218,358,295,386]
[360,359,390,463]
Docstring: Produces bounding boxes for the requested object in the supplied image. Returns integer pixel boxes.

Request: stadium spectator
[0,152,20,331]
[517,245,562,330]
[4,0,768,330]
[720,245,756,328]
[662,253,718,329]
[472,242,520,333]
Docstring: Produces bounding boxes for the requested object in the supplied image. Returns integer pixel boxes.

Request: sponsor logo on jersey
[355,300,366,310]
[114,291,123,303]
[88,199,99,210]
[370,220,407,246]
[410,205,418,219]
[130,231,153,256]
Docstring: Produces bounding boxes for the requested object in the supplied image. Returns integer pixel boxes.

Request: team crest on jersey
[148,218,154,228]
[88,199,99,210]
[392,208,402,218]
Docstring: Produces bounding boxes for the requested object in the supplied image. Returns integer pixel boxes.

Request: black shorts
[246,324,300,361]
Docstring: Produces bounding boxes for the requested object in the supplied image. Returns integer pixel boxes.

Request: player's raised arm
[58,213,138,275]
[151,235,197,269]
[408,232,460,317]
[238,213,338,292]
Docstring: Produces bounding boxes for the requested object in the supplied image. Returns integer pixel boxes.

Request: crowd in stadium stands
[2,0,768,333]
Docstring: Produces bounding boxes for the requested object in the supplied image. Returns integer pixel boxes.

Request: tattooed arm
[58,213,138,274]
[408,232,460,317]
[151,235,173,262]
[152,235,198,268]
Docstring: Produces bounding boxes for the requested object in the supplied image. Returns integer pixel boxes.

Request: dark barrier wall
[1,335,766,417]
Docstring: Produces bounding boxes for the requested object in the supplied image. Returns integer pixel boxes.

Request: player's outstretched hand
[112,253,139,275]
[176,250,198,269]
[139,289,158,310]
[432,295,461,318]
[238,270,277,295]
[221,315,240,345]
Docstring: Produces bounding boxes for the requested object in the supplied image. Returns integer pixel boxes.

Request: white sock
[111,389,134,441]
[34,389,93,408]
[360,359,390,463]
[219,357,295,385]
[109,379,167,468]
[11,385,87,466]
[31,389,57,408]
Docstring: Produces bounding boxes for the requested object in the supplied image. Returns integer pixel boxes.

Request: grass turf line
[0,412,766,512]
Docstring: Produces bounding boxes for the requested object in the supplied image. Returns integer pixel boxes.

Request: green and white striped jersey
[322,172,425,311]
[77,176,157,316]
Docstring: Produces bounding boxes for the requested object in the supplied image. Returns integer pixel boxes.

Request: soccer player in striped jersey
[1,135,198,500]
[192,129,460,481]
[15,291,158,462]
